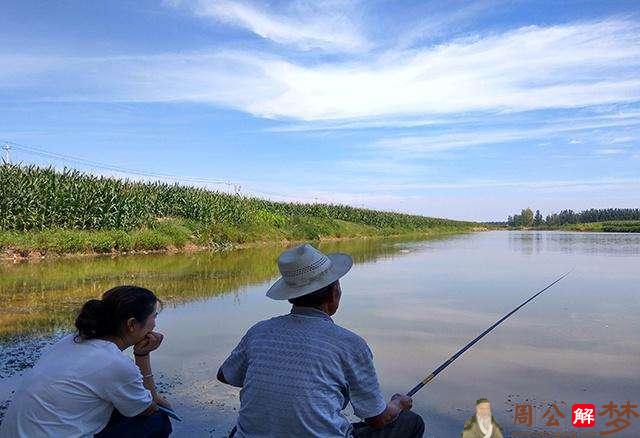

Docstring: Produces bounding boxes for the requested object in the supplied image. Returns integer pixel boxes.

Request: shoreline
[1,227,485,264]
[1,165,479,264]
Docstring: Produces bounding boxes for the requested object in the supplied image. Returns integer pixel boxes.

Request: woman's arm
[134,332,171,410]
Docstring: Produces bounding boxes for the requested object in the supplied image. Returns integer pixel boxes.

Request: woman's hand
[155,395,172,410]
[134,331,164,356]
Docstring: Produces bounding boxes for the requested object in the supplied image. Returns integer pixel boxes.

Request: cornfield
[0,164,473,232]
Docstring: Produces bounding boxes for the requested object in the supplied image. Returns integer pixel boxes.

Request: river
[1,231,639,437]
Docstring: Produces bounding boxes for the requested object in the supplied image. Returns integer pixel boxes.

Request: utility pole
[2,144,10,165]
[225,181,241,195]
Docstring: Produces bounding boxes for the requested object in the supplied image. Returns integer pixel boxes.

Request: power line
[2,143,10,164]
[2,139,311,202]
[4,140,237,188]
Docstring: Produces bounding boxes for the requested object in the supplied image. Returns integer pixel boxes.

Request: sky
[1,0,639,221]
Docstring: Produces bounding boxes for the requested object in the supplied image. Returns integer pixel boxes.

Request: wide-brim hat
[266,243,353,300]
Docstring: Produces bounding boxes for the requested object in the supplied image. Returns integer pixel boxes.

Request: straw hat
[266,243,353,300]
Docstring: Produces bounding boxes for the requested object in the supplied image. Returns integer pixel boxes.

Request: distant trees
[521,208,534,227]
[506,208,640,228]
[507,208,533,227]
[534,210,543,226]
[545,208,640,226]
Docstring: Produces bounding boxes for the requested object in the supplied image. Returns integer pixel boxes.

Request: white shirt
[0,334,152,438]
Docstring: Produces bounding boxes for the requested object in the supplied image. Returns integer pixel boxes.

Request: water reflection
[508,232,544,255]
[1,232,639,437]
[509,231,640,256]
[0,236,424,338]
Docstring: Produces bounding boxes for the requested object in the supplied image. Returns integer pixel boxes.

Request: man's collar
[290,306,333,321]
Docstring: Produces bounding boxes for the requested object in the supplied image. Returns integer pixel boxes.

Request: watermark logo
[509,398,638,436]
[572,404,596,428]
[599,401,639,436]
[543,402,565,427]
[461,398,504,438]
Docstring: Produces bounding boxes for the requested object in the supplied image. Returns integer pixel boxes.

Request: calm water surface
[1,231,639,437]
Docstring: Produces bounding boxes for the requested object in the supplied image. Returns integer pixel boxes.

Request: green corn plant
[0,164,474,234]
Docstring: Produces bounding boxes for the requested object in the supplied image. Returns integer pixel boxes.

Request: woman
[0,285,172,437]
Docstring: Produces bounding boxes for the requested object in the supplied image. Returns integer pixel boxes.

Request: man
[461,398,503,438]
[218,243,425,437]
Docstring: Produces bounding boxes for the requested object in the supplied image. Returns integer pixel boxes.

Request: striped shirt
[220,306,386,437]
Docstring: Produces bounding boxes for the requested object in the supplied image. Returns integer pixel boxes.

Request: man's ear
[331,284,340,303]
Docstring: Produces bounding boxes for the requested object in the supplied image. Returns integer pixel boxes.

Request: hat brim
[266,253,353,301]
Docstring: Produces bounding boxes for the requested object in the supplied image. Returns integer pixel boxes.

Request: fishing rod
[407,270,572,397]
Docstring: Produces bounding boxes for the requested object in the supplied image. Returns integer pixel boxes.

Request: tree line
[506,208,640,228]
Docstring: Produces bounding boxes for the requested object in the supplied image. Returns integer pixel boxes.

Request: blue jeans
[95,409,172,438]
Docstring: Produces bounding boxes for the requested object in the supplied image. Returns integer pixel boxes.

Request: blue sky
[1,0,639,221]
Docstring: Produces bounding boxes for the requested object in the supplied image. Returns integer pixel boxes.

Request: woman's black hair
[75,285,160,341]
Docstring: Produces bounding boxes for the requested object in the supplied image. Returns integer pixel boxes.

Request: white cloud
[359,116,640,161]
[595,148,627,155]
[372,177,640,191]
[237,177,640,221]
[391,0,494,50]
[168,0,368,52]
[240,19,640,120]
[265,116,447,132]
[369,131,525,157]
[246,176,640,199]
[3,19,640,123]
[268,109,640,132]
[326,115,640,181]
[609,136,636,143]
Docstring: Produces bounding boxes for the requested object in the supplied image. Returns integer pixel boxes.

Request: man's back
[220,307,386,438]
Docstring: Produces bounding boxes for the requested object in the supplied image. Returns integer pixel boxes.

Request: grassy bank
[560,220,640,232]
[0,165,478,257]
[503,220,640,232]
[0,217,473,257]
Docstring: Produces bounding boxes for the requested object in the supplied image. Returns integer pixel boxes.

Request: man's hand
[366,393,414,429]
[390,393,413,411]
[134,331,164,356]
